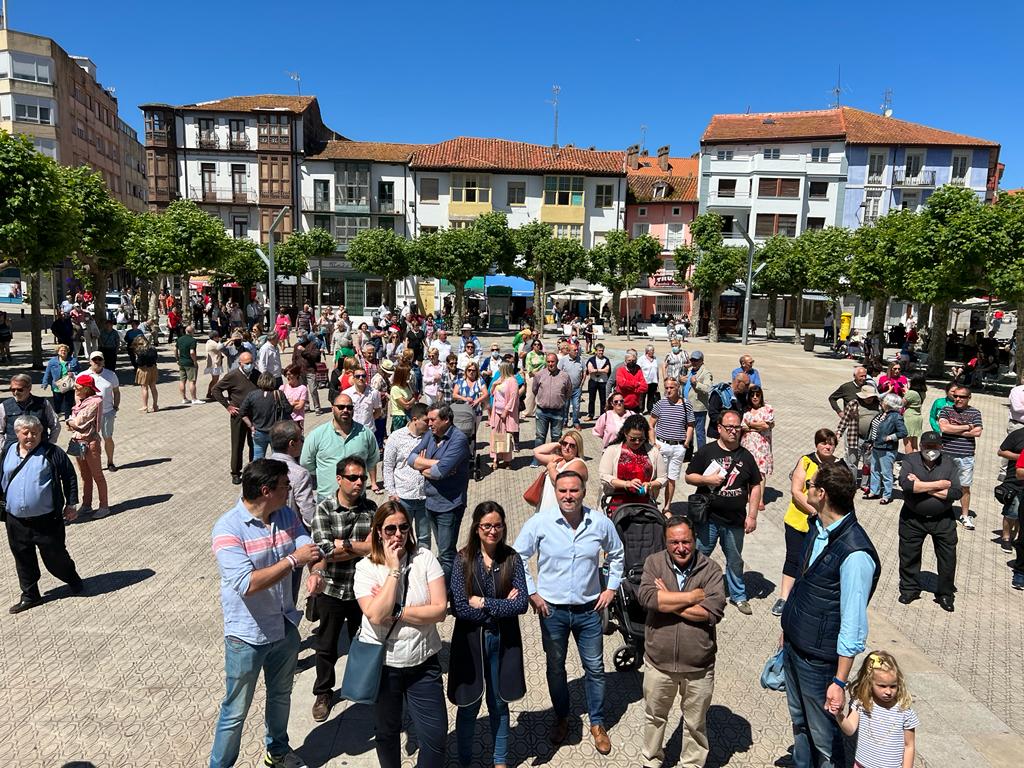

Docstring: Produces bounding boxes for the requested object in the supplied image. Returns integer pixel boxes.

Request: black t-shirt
[687,442,762,526]
[999,429,1024,457]
[406,329,426,361]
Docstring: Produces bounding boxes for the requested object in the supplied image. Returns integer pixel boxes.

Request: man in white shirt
[429,329,452,362]
[999,383,1024,481]
[257,332,283,386]
[382,403,430,547]
[342,368,382,431]
[86,351,120,471]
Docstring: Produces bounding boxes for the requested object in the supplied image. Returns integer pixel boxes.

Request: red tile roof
[627,173,698,203]
[175,95,318,113]
[702,107,997,148]
[630,155,698,178]
[411,137,625,174]
[305,140,423,163]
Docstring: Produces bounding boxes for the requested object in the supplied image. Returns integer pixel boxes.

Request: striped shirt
[937,405,983,457]
[211,500,313,644]
[651,396,695,442]
[851,700,919,768]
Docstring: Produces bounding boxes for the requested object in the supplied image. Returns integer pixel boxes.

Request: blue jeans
[534,407,563,448]
[376,656,448,768]
[869,448,897,498]
[539,603,605,725]
[401,497,430,549]
[568,387,582,425]
[456,629,510,766]
[692,411,707,449]
[252,429,271,460]
[427,504,465,585]
[696,520,747,602]
[209,623,300,768]
[783,642,845,768]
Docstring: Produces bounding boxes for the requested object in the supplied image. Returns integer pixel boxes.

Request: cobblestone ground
[1,330,1021,767]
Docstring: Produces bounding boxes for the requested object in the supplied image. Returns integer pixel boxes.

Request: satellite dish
[883,108,893,118]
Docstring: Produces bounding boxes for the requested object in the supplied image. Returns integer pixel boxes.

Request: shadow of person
[743,571,777,600]
[110,493,174,516]
[115,457,172,471]
[45,568,155,600]
[298,700,376,766]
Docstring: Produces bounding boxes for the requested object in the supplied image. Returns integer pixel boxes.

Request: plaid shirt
[438,368,456,404]
[310,494,376,601]
[835,400,863,456]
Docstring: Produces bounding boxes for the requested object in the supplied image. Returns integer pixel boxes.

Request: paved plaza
[1,329,1023,768]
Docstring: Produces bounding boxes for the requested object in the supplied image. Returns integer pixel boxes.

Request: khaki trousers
[641,663,715,768]
[524,373,537,417]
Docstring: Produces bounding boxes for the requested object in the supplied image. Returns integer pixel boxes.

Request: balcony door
[378,181,395,212]
[904,151,924,181]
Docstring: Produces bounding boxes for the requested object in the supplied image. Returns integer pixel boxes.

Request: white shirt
[429,339,452,361]
[353,549,444,668]
[639,354,660,385]
[1009,384,1024,423]
[89,368,119,415]
[342,385,381,430]
[456,351,481,373]
[257,341,282,377]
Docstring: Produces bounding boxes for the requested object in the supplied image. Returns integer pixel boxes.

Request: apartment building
[625,144,698,318]
[0,28,147,211]
[140,95,342,244]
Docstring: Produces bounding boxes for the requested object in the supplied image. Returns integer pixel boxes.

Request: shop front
[279,258,383,316]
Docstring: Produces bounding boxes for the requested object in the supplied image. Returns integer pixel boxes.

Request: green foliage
[802,227,854,300]
[990,194,1024,301]
[473,211,517,274]
[533,237,588,284]
[509,220,554,279]
[753,235,807,296]
[160,199,231,276]
[848,210,917,301]
[589,230,662,295]
[60,165,132,289]
[125,211,175,279]
[217,237,267,288]
[347,227,408,282]
[674,213,745,296]
[272,228,331,277]
[411,226,498,286]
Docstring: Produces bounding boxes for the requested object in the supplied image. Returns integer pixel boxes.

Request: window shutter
[779,179,800,197]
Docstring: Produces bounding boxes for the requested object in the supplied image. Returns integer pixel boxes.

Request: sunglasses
[720,424,741,431]
[333,404,354,411]
[353,373,366,378]
[382,523,411,536]
[559,440,576,449]
[478,522,504,532]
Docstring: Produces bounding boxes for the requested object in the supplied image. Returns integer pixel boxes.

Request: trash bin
[803,333,816,352]
[840,312,852,341]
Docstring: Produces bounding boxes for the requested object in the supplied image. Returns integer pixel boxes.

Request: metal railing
[257,133,291,147]
[198,132,220,150]
[867,174,885,185]
[145,128,170,144]
[949,176,967,186]
[187,187,258,204]
[891,169,936,187]
[261,187,291,202]
[228,134,250,150]
[301,197,332,212]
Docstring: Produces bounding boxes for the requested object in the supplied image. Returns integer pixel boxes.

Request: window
[377,181,395,211]
[810,147,830,162]
[720,215,736,236]
[758,178,800,198]
[257,114,290,145]
[201,163,216,195]
[506,181,526,206]
[638,207,647,217]
[378,216,395,232]
[365,279,384,310]
[717,179,737,198]
[666,223,685,249]
[672,207,681,217]
[653,182,668,200]
[867,151,886,184]
[449,220,473,230]
[632,223,650,237]
[451,173,490,203]
[229,119,247,148]
[232,164,248,200]
[808,181,829,199]
[420,177,439,202]
[593,232,608,246]
[14,100,53,125]
[716,150,733,161]
[594,184,614,208]
[336,163,369,205]
[10,53,53,84]
[951,152,970,184]
[904,151,924,179]
[32,138,58,159]
[259,155,291,200]
[763,148,781,160]
[313,179,330,210]
[755,213,798,238]
[806,217,826,231]
[335,216,370,247]
[543,175,584,206]
[232,217,249,239]
[313,214,332,232]
[900,191,920,211]
[552,223,583,241]
[419,226,438,235]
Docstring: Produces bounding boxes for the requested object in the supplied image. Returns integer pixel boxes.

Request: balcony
[891,169,936,188]
[261,187,291,203]
[187,187,257,204]
[373,197,401,215]
[302,196,333,212]
[228,133,250,150]
[145,128,171,145]
[257,133,291,149]
[949,176,968,187]
[867,174,885,186]
[198,131,220,150]
[334,192,370,215]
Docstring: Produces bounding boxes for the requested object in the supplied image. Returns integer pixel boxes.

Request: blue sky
[10,0,1024,187]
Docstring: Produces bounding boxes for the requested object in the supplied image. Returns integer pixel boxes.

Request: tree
[674,213,745,342]
[161,199,231,324]
[753,235,805,340]
[347,227,409,307]
[410,226,498,330]
[216,236,267,294]
[589,229,662,335]
[61,165,132,305]
[125,211,176,321]
[992,194,1024,382]
[508,220,557,336]
[803,227,854,344]
[273,228,326,278]
[848,210,917,339]
[0,131,81,367]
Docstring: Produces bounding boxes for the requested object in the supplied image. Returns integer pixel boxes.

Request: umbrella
[626,287,671,298]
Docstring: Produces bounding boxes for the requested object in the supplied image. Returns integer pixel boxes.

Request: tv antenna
[880,89,894,117]
[639,124,648,153]
[286,71,302,95]
[828,66,845,108]
[547,85,561,147]
[0,0,8,30]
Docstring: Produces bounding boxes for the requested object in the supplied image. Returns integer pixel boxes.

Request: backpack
[710,382,734,409]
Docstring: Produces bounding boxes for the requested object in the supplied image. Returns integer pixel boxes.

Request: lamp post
[255,207,290,328]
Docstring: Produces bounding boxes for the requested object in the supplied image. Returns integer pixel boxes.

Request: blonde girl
[835,650,918,768]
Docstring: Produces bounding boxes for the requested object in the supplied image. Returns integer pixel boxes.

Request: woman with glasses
[457,340,482,375]
[449,502,529,768]
[454,360,487,420]
[487,361,521,470]
[354,501,448,768]
[865,392,908,504]
[599,414,666,514]
[532,429,588,513]
[280,364,309,432]
[740,385,775,511]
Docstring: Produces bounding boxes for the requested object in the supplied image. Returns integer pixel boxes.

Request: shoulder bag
[0,445,33,522]
[686,491,713,525]
[522,470,547,507]
[340,568,410,705]
[55,370,76,394]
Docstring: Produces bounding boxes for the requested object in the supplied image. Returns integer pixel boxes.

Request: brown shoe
[550,716,569,744]
[311,692,332,722]
[590,724,611,755]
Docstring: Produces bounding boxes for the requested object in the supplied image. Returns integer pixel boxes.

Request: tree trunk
[29,272,44,369]
[870,296,888,339]
[94,267,109,321]
[765,291,777,339]
[926,301,951,378]
[792,293,804,343]
[918,302,932,333]
[149,279,161,321]
[454,284,466,332]
[137,279,150,323]
[1016,300,1024,384]
[179,274,191,325]
[610,290,621,336]
[708,287,723,343]
[533,271,544,339]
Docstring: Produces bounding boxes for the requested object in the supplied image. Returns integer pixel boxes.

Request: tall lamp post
[255,207,289,328]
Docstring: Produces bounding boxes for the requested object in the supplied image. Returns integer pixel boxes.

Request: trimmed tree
[125,211,176,322]
[0,131,82,367]
[674,213,745,342]
[410,226,498,331]
[589,229,662,335]
[992,193,1024,382]
[347,227,409,308]
[848,209,917,339]
[507,220,557,336]
[161,199,231,324]
[753,235,807,340]
[217,237,268,298]
[802,227,854,344]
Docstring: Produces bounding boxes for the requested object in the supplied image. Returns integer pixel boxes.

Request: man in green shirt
[301,392,381,500]
[928,381,958,433]
[176,325,202,405]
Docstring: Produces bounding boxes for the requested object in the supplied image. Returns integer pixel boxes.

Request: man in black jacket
[2,415,82,614]
[827,366,868,414]
[212,351,259,484]
[0,374,61,456]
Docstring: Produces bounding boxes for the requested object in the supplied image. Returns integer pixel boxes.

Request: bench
[636,323,670,339]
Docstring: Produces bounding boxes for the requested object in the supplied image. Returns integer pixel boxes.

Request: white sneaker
[93,507,110,519]
[181,399,190,405]
[958,515,975,530]
[190,399,204,404]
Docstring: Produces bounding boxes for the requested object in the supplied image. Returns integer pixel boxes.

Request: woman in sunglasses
[532,429,588,513]
[449,502,528,768]
[599,414,666,514]
[354,501,448,768]
[592,392,635,449]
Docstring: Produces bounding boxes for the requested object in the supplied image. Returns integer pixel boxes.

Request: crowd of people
[3,298,1024,768]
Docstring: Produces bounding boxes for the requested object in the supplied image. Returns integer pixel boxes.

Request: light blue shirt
[669,557,694,590]
[809,517,875,657]
[2,446,53,518]
[731,367,762,387]
[513,504,624,605]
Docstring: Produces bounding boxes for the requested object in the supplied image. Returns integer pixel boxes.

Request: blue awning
[486,275,534,297]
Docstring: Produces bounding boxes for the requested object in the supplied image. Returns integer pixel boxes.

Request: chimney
[626,144,640,170]
[657,145,670,172]
[640,149,649,157]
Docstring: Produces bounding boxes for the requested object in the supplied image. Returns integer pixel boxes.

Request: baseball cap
[689,350,704,360]
[89,350,105,361]
[920,431,943,446]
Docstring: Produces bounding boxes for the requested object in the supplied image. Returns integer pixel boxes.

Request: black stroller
[449,401,481,481]
[604,501,667,670]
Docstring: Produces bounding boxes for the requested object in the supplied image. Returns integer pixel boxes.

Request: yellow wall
[540,204,585,225]
[448,201,492,220]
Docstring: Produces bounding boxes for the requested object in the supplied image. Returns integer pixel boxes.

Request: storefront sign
[651,269,681,288]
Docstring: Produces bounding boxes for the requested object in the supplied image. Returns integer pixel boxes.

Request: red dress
[608,447,653,513]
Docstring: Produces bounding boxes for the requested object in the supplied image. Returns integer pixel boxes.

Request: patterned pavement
[1,328,1022,767]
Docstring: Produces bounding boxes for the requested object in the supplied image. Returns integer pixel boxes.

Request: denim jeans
[869,448,897,498]
[375,656,448,768]
[456,629,510,766]
[539,603,605,725]
[696,520,747,602]
[692,411,707,450]
[252,429,271,460]
[783,642,845,768]
[567,387,582,426]
[427,504,465,585]
[401,497,430,549]
[534,407,563,448]
[209,623,300,768]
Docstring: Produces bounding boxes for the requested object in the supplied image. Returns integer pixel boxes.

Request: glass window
[543,175,584,206]
[811,147,829,162]
[232,217,249,239]
[507,181,526,206]
[451,174,490,204]
[763,148,781,160]
[420,177,439,202]
[716,150,733,161]
[806,217,826,231]
[808,181,829,199]
[336,163,369,205]
[632,223,650,237]
[952,152,970,182]
[868,151,886,183]
[10,53,52,84]
[595,184,614,208]
[258,114,290,144]
[335,215,370,247]
[717,179,737,198]
[313,214,332,232]
[552,223,583,242]
[666,223,685,249]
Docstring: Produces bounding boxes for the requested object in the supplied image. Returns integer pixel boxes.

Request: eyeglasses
[626,434,644,442]
[333,404,354,411]
[720,424,741,431]
[341,473,367,483]
[559,441,577,449]
[382,523,411,536]
[952,394,969,399]
[478,522,504,532]
[611,399,624,405]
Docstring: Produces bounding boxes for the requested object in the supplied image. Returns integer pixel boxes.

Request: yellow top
[784,453,821,533]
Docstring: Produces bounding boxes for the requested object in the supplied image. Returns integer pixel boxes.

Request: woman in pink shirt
[877,362,908,397]
[593,393,635,448]
[274,307,291,348]
[421,347,444,405]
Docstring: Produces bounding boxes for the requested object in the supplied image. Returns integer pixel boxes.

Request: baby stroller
[604,501,666,670]
[449,401,481,481]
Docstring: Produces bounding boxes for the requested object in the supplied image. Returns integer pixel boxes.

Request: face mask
[923,449,941,462]
[241,363,254,374]
[671,347,680,354]
[491,351,500,359]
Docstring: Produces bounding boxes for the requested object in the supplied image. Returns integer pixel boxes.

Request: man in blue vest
[780,462,880,768]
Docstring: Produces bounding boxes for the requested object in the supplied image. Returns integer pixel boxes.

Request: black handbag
[340,568,410,705]
[994,480,1023,506]
[686,491,713,525]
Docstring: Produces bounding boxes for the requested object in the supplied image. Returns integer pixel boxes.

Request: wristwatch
[342,538,352,551]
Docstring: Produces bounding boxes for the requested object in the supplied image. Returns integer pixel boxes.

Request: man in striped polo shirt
[650,376,695,515]
[938,385,984,529]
